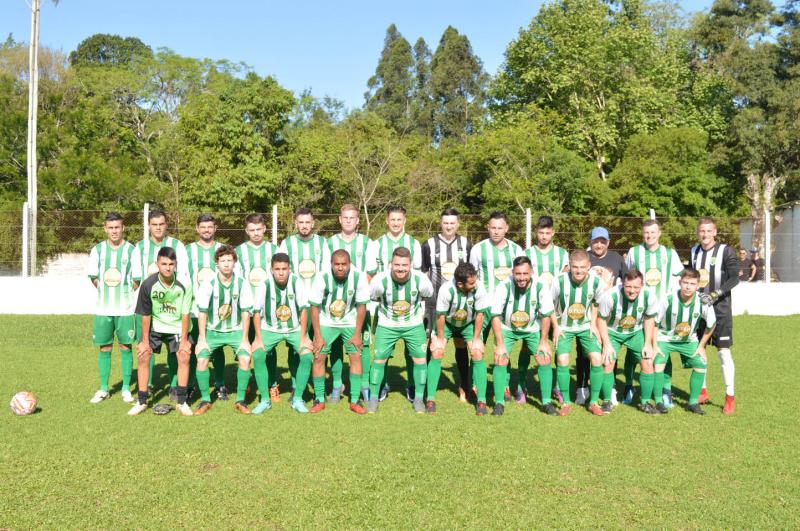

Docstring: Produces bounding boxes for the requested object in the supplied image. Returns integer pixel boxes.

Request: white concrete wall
[739,204,800,282]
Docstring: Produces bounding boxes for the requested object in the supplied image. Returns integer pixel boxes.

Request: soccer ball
[10,391,37,416]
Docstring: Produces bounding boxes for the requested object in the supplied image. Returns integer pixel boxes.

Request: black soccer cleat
[475,401,488,416]
[655,402,670,414]
[687,403,706,416]
[639,403,660,415]
[543,402,559,416]
[491,403,505,417]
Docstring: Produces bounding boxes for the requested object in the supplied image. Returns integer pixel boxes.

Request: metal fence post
[21,202,29,278]
[525,208,531,249]
[143,203,150,242]
[765,208,771,284]
[272,205,278,246]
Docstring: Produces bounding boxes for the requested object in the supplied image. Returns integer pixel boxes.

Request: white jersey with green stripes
[491,279,554,334]
[656,291,716,343]
[88,240,140,316]
[524,244,570,285]
[254,273,308,334]
[195,273,253,333]
[598,285,658,335]
[625,244,684,300]
[435,279,491,328]
[551,272,602,332]
[468,238,523,294]
[309,268,370,328]
[279,234,330,290]
[370,270,434,328]
[374,233,423,272]
[327,233,377,275]
[186,241,222,316]
[235,241,278,296]
[135,236,189,285]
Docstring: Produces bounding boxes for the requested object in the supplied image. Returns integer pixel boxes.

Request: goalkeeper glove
[699,290,721,306]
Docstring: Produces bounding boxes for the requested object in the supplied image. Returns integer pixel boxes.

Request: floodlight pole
[26,0,41,276]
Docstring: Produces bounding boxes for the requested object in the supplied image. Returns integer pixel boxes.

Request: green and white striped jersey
[309,269,370,328]
[598,285,658,335]
[656,291,716,343]
[468,238,524,294]
[625,244,684,300]
[135,236,189,285]
[235,241,278,295]
[253,273,308,333]
[370,270,434,328]
[279,234,330,290]
[551,272,602,332]
[435,279,491,328]
[524,244,570,285]
[195,274,254,333]
[88,240,140,316]
[374,233,422,272]
[327,233,377,275]
[186,241,222,316]
[491,279,554,334]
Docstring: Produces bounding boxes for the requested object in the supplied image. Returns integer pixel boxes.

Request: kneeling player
[194,245,254,415]
[596,270,658,415]
[129,247,193,416]
[490,256,555,416]
[652,268,716,415]
[428,262,489,415]
[309,250,370,414]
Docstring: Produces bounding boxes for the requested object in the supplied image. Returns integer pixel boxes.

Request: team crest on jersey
[347,289,354,296]
[710,258,717,266]
[467,299,474,306]
[411,290,418,297]
[637,306,643,313]
[288,294,295,300]
[356,251,362,257]
[693,312,700,318]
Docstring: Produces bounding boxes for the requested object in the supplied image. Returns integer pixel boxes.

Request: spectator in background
[751,248,766,281]
[738,248,756,282]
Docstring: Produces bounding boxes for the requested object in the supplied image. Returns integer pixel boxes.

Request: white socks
[718,348,735,396]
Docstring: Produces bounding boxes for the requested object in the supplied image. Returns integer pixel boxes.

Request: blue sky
[5,0,713,109]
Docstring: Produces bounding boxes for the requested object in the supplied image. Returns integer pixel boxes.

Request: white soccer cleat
[89,390,110,404]
[575,387,588,405]
[121,390,134,403]
[611,388,619,406]
[127,402,148,416]
[176,403,193,416]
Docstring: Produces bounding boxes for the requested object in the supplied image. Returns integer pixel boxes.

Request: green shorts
[259,329,312,356]
[442,320,475,342]
[656,341,707,369]
[92,315,136,346]
[198,330,249,359]
[374,324,427,361]
[609,329,645,362]
[320,326,359,355]
[500,329,542,362]
[555,329,601,356]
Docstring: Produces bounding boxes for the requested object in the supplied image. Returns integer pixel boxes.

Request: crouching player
[490,256,555,416]
[308,250,370,414]
[194,245,254,415]
[652,268,716,415]
[251,253,314,414]
[428,262,490,415]
[596,270,658,415]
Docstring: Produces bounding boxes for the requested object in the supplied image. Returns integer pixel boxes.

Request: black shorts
[150,331,192,353]
[698,309,733,348]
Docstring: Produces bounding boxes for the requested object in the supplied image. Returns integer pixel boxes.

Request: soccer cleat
[366,397,379,413]
[426,400,436,414]
[655,402,669,414]
[638,403,659,415]
[611,388,619,406]
[310,400,326,413]
[330,385,344,404]
[361,388,370,402]
[601,400,614,414]
[698,388,710,404]
[268,385,280,403]
[458,388,468,403]
[216,385,229,401]
[492,403,505,416]
[234,401,251,414]
[252,400,272,415]
[168,387,178,403]
[349,401,367,415]
[406,387,415,403]
[515,387,526,405]
[588,402,605,416]
[379,384,390,402]
[687,403,706,416]
[503,387,512,402]
[194,401,212,415]
[662,390,675,409]
[476,401,488,416]
[121,390,134,403]
[290,398,308,414]
[412,397,425,414]
[575,387,588,406]
[176,403,193,416]
[723,394,736,415]
[543,403,559,416]
[89,390,110,404]
[127,402,148,416]
[558,404,573,417]
[553,387,564,405]
[622,385,635,405]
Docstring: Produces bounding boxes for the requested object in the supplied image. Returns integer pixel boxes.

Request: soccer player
[428,262,488,414]
[625,219,684,407]
[691,217,739,414]
[551,250,603,416]
[129,247,193,416]
[367,247,434,413]
[326,204,377,403]
[88,212,140,404]
[596,270,658,415]
[421,208,472,402]
[489,256,555,416]
[308,250,370,414]
[252,253,315,414]
[194,245,254,415]
[652,268,716,415]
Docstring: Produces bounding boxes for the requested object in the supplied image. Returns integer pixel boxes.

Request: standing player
[595,270,658,415]
[428,262,489,414]
[367,247,434,413]
[652,268,716,415]
[88,212,140,404]
[625,219,684,407]
[550,250,603,416]
[421,208,472,402]
[129,247,193,416]
[194,246,254,415]
[489,257,555,416]
[308,250,370,414]
[691,217,739,414]
[326,204,377,403]
[251,253,314,414]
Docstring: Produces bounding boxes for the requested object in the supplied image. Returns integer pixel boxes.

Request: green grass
[1,315,799,529]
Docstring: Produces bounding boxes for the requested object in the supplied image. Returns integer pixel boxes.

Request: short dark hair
[681,267,700,280]
[392,247,411,260]
[536,216,553,230]
[295,207,313,219]
[387,205,407,216]
[488,211,507,223]
[244,213,265,226]
[148,209,167,222]
[104,212,123,223]
[622,269,644,283]
[214,244,237,263]
[441,208,460,218]
[512,255,532,268]
[643,219,660,229]
[331,249,351,263]
[196,213,216,225]
[271,252,290,266]
[454,262,477,284]
[157,246,177,262]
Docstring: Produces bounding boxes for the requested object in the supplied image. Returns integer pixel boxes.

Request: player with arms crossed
[88,212,140,404]
[194,245,254,415]
[428,262,488,414]
[130,247,193,416]
[490,256,555,416]
[308,250,370,414]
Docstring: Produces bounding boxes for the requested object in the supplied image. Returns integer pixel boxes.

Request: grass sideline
[1,314,799,529]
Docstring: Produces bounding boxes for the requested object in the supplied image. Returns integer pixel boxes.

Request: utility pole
[26,0,41,276]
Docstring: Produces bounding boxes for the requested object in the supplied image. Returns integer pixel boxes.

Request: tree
[365,24,414,133]
[410,37,434,139]
[68,34,153,68]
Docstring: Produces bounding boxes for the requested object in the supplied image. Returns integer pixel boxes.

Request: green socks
[252,349,269,398]
[294,353,312,400]
[313,376,326,401]
[426,358,442,401]
[557,365,572,404]
[602,369,614,401]
[370,362,387,397]
[120,348,133,389]
[689,370,705,404]
[589,365,604,404]
[236,368,250,402]
[493,364,509,404]
[517,346,531,392]
[473,359,488,403]
[413,362,427,399]
[640,372,654,404]
[537,365,553,404]
[360,350,371,393]
[197,367,211,402]
[349,369,362,402]
[98,350,112,391]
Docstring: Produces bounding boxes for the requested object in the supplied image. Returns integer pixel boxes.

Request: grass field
[2,314,799,529]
